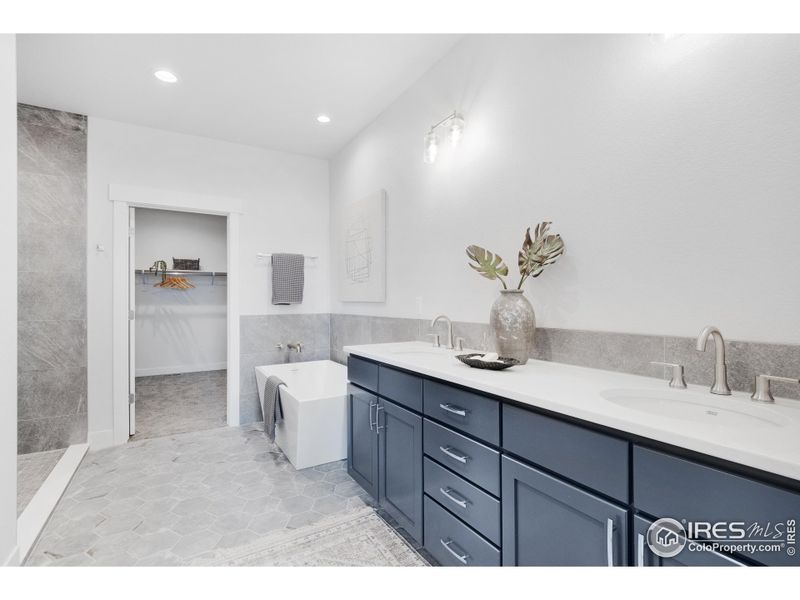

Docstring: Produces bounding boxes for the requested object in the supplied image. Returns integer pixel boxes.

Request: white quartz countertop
[343,341,800,483]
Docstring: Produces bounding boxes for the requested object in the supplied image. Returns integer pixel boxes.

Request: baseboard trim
[87,429,115,450]
[135,362,227,377]
[17,443,89,564]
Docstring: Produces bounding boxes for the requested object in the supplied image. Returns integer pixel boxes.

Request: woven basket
[172,257,200,270]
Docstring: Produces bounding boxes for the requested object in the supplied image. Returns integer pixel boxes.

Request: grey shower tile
[18,104,87,133]
[240,314,330,355]
[18,171,86,226]
[19,270,86,321]
[17,117,87,177]
[18,367,87,420]
[18,222,86,273]
[18,320,87,372]
[18,413,88,454]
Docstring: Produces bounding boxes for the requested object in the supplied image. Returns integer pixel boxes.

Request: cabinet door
[347,384,379,500]
[502,456,628,566]
[378,398,423,543]
[633,516,746,567]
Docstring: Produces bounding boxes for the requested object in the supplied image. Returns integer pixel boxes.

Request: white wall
[88,119,329,441]
[0,34,18,565]
[330,35,800,344]
[135,208,227,376]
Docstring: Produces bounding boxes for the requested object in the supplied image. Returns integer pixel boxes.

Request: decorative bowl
[455,353,520,371]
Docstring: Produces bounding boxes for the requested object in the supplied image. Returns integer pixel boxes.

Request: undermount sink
[600,388,787,428]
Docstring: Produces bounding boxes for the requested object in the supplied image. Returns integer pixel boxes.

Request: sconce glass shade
[424,130,439,164]
[448,114,465,146]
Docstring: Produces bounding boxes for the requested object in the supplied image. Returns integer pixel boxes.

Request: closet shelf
[135,269,227,286]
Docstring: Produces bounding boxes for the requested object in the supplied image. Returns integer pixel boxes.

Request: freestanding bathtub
[255,360,347,470]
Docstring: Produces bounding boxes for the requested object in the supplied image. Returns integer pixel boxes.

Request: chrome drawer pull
[439,487,469,509]
[439,445,469,464]
[606,517,615,567]
[440,538,470,565]
[375,405,385,433]
[439,403,468,417]
[368,400,376,432]
[637,533,645,567]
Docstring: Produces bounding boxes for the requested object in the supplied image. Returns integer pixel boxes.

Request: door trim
[109,184,242,445]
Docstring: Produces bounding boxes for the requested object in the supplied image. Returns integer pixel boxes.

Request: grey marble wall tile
[17,104,87,133]
[18,413,88,454]
[18,367,87,420]
[18,222,86,273]
[19,270,86,321]
[17,104,87,455]
[240,314,330,355]
[18,115,87,177]
[19,319,87,372]
[531,328,665,377]
[239,392,262,425]
[666,336,800,400]
[368,316,420,344]
[330,314,371,351]
[18,172,86,226]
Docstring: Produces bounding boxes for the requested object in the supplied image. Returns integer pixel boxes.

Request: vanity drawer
[424,496,501,567]
[503,404,629,502]
[634,446,800,567]
[423,380,499,445]
[424,419,500,496]
[347,355,378,392]
[378,366,423,413]
[424,458,501,545]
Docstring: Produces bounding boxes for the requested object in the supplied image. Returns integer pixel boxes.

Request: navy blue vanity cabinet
[346,384,379,500]
[632,515,746,567]
[502,456,629,566]
[378,397,424,542]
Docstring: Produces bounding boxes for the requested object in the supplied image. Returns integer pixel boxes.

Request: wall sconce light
[423,110,464,164]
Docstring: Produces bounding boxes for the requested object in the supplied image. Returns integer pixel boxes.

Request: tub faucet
[287,342,303,353]
[430,315,454,350]
[695,325,731,395]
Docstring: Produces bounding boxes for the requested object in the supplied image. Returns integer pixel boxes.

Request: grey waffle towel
[263,375,286,441]
[271,253,305,305]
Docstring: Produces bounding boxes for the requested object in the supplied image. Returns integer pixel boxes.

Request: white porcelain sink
[600,388,787,428]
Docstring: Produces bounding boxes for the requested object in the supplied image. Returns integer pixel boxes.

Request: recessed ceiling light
[154,70,178,83]
[316,114,331,123]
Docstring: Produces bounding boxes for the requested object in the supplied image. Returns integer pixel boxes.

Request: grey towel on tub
[271,253,305,305]
[263,375,286,441]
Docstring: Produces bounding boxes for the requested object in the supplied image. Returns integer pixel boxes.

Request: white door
[128,206,136,436]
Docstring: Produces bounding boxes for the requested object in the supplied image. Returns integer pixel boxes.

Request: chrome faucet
[695,326,731,395]
[430,315,454,350]
[287,342,303,353]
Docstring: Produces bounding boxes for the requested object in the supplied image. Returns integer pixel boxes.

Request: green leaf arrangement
[466,245,510,289]
[466,221,565,290]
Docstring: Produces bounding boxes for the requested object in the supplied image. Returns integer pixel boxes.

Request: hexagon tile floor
[26,424,379,566]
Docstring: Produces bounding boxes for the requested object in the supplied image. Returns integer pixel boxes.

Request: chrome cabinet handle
[439,487,469,509]
[439,445,469,464]
[440,538,470,565]
[368,399,376,432]
[637,533,645,567]
[606,518,615,567]
[375,405,384,433]
[439,403,468,417]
